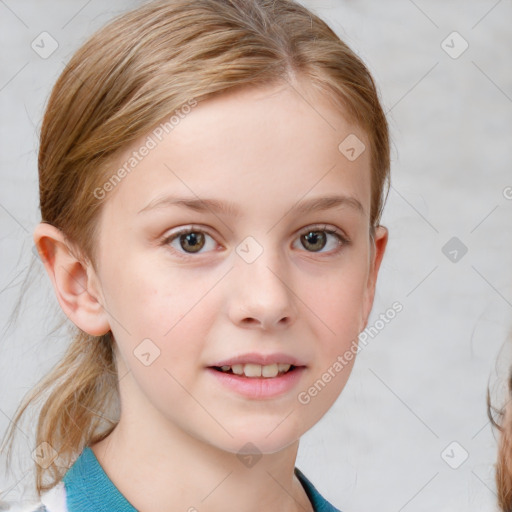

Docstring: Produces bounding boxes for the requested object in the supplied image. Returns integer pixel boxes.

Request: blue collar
[63,446,341,512]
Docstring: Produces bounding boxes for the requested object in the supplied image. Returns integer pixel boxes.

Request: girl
[1,0,390,510]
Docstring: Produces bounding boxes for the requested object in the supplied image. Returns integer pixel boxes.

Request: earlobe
[361,225,388,331]
[33,222,111,336]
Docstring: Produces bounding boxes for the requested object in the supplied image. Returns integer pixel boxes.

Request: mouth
[206,362,306,399]
[210,363,297,378]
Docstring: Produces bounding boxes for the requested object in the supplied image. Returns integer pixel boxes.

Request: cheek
[104,259,219,368]
[103,253,200,328]
[297,273,366,414]
[305,264,368,339]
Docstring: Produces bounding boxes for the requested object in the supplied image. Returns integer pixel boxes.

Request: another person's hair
[1,0,391,495]
[488,365,512,511]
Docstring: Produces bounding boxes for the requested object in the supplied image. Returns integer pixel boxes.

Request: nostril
[242,318,258,325]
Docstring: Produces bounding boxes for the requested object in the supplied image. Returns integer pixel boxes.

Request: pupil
[303,231,326,252]
[181,232,204,253]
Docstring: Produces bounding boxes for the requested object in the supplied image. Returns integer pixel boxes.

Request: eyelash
[160,224,350,260]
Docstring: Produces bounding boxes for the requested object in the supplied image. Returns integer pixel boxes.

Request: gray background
[1,0,512,511]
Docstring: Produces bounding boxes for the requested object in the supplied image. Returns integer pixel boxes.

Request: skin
[34,77,388,512]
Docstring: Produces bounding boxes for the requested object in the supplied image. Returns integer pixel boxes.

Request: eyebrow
[137,194,365,217]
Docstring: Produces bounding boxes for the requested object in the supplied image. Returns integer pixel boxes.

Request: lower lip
[206,367,306,399]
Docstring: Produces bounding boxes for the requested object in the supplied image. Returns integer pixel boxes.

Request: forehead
[100,78,371,222]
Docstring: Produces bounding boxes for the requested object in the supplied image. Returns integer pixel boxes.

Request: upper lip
[209,352,307,367]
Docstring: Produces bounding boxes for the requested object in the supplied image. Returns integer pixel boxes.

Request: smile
[213,363,294,378]
[207,364,306,399]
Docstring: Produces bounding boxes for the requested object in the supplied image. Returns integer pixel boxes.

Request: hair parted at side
[0,0,391,496]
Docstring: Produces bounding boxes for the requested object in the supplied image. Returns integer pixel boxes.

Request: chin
[200,416,307,457]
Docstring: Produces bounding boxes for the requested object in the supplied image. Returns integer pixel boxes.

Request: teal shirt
[62,446,342,512]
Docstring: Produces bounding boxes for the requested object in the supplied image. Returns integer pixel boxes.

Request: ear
[361,225,388,331]
[33,222,111,336]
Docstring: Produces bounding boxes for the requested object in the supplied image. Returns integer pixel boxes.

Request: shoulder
[8,482,68,512]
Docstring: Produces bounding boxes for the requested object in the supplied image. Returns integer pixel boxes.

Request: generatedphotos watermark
[297,300,403,405]
[93,98,198,200]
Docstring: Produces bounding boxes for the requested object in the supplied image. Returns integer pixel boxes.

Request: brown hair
[0,0,391,496]
[488,364,512,511]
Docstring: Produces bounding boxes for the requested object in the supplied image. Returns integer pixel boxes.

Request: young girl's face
[87,78,387,454]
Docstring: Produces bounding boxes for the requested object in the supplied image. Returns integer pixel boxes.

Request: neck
[91,406,313,512]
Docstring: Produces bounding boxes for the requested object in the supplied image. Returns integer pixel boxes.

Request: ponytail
[1,330,119,494]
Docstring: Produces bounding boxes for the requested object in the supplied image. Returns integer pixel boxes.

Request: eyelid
[160,224,217,256]
[297,223,350,243]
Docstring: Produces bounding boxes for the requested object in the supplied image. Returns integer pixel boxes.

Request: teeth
[244,363,262,377]
[218,363,293,378]
[232,364,244,375]
[262,364,278,378]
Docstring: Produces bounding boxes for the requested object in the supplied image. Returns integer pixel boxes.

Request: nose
[228,247,298,330]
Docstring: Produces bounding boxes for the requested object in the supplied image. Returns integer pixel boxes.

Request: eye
[294,224,349,254]
[161,224,349,259]
[161,226,217,258]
